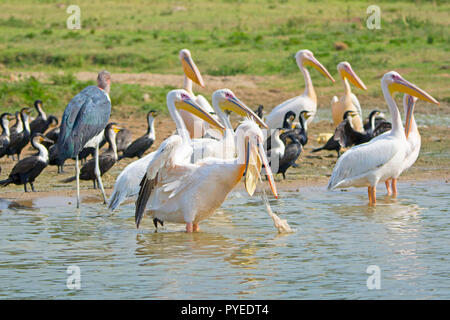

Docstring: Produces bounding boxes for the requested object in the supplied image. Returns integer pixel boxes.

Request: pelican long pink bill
[243,136,278,199]
[180,50,205,88]
[222,92,268,129]
[341,63,367,90]
[304,54,335,83]
[389,74,439,106]
[257,137,278,199]
[176,93,225,131]
[404,94,417,139]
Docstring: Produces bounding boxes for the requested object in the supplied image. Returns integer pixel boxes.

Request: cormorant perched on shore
[120,111,157,160]
[30,100,58,135]
[0,112,13,159]
[116,128,133,153]
[313,110,391,157]
[6,107,31,160]
[0,133,53,192]
[255,105,264,119]
[10,111,23,136]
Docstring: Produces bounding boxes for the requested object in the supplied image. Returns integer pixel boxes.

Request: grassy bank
[0,2,449,85]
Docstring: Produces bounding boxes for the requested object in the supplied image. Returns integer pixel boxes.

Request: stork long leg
[95,144,107,204]
[76,155,80,208]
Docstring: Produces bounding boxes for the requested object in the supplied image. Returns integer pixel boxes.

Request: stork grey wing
[58,86,111,161]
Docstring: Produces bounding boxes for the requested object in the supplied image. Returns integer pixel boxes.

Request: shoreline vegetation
[0,0,448,202]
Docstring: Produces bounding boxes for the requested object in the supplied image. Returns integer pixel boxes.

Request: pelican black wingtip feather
[135,172,157,229]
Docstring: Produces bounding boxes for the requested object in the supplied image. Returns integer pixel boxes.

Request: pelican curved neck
[168,98,191,143]
[381,83,403,134]
[299,63,316,102]
[235,131,247,165]
[211,96,232,131]
[342,77,352,96]
[183,75,193,96]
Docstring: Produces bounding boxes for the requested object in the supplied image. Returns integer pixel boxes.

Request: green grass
[0,0,448,112]
[0,75,173,116]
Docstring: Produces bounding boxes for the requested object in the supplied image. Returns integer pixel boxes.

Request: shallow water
[0,180,449,299]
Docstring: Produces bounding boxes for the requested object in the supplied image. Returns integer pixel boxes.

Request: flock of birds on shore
[0,48,439,232]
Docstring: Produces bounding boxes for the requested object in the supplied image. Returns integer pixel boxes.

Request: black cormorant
[0,112,13,159]
[0,133,53,192]
[6,107,31,160]
[30,100,57,135]
[120,111,157,160]
[116,128,133,153]
[255,105,264,119]
[9,111,23,136]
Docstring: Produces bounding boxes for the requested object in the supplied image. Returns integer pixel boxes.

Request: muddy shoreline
[0,114,448,204]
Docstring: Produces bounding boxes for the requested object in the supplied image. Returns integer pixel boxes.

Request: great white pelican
[178,49,220,139]
[265,49,335,129]
[384,94,421,196]
[331,61,367,132]
[135,119,278,232]
[327,71,439,205]
[108,89,265,211]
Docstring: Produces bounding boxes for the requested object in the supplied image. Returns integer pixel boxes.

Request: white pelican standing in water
[331,62,367,132]
[178,49,220,139]
[108,89,264,211]
[327,71,439,205]
[135,119,278,232]
[265,49,335,129]
[384,94,420,196]
[108,89,224,211]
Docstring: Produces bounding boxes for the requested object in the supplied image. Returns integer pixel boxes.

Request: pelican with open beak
[331,61,367,132]
[178,49,220,139]
[328,71,439,205]
[134,119,277,233]
[384,94,421,196]
[265,49,335,129]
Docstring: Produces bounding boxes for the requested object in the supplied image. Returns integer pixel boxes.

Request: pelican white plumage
[177,49,221,139]
[107,89,224,211]
[107,89,263,211]
[135,119,278,232]
[327,71,439,205]
[265,49,335,129]
[384,94,420,196]
[331,62,367,132]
